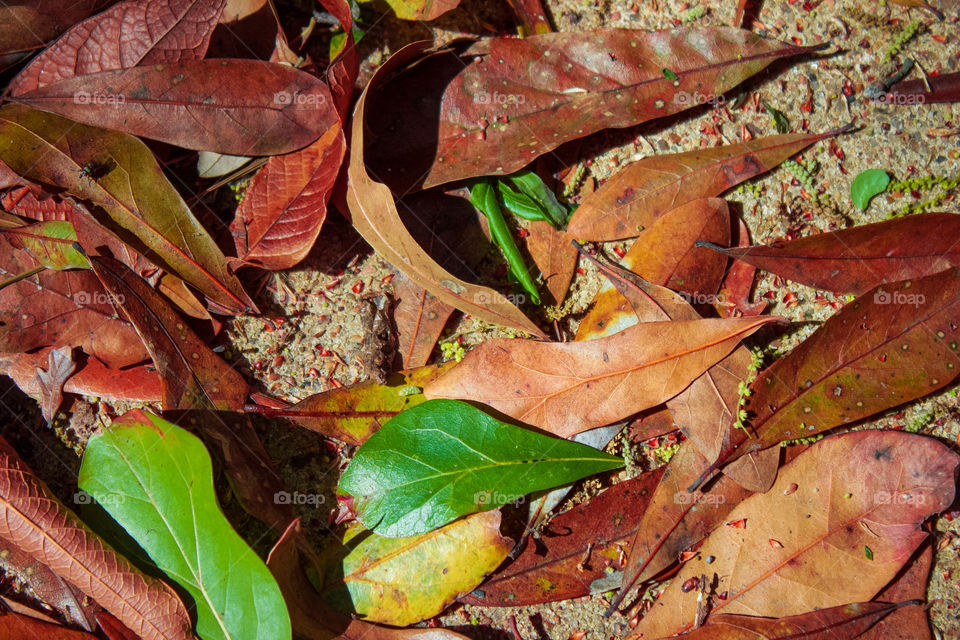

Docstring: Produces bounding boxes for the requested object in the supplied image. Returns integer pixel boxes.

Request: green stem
[0,265,46,292]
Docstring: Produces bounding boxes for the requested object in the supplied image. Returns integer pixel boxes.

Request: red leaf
[230,122,345,270]
[0,1,105,60]
[699,213,960,295]
[14,60,336,156]
[9,0,226,96]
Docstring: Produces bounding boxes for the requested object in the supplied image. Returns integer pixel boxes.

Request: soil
[1,0,959,638]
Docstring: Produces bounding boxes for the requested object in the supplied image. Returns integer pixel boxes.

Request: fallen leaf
[0,432,195,640]
[632,430,958,638]
[230,122,345,270]
[716,267,960,470]
[505,0,553,35]
[0,1,103,60]
[0,350,162,403]
[418,29,825,188]
[339,399,624,537]
[575,198,730,341]
[318,0,360,121]
[8,0,226,95]
[858,543,932,640]
[567,129,848,241]
[0,609,101,639]
[0,233,148,369]
[654,601,916,640]
[886,70,959,104]
[426,315,783,437]
[79,409,291,640]
[36,345,76,424]
[0,104,253,313]
[14,59,335,156]
[3,221,89,270]
[698,213,960,295]
[714,219,766,317]
[367,0,460,20]
[850,169,891,211]
[322,511,512,626]
[618,442,753,601]
[888,0,945,19]
[393,272,456,368]
[526,222,577,305]
[461,469,665,606]
[87,254,249,411]
[346,42,544,337]
[248,364,450,445]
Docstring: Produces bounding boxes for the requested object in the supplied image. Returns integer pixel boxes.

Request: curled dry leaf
[419,29,825,188]
[8,0,226,95]
[230,122,345,270]
[575,198,730,341]
[0,104,253,313]
[322,512,512,626]
[567,128,849,241]
[632,430,958,638]
[36,346,76,424]
[0,434,195,640]
[14,60,335,156]
[461,469,665,606]
[346,42,544,337]
[426,315,783,438]
[697,213,960,295]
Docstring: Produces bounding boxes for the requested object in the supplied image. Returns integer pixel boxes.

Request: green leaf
[2,221,89,270]
[851,168,890,211]
[662,67,679,82]
[762,101,790,134]
[497,181,550,222]
[79,410,292,640]
[339,399,624,537]
[507,170,569,228]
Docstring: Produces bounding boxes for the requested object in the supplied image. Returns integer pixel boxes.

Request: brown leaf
[0,609,100,639]
[0,350,162,404]
[393,272,456,369]
[714,219,766,317]
[0,434,195,640]
[654,601,915,640]
[86,254,249,411]
[230,123,345,270]
[713,267,960,473]
[461,470,665,606]
[36,346,76,425]
[9,0,226,95]
[633,430,958,638]
[317,0,359,122]
[346,42,545,337]
[0,233,147,369]
[0,1,104,59]
[14,60,335,156]
[410,32,827,189]
[698,213,960,295]
[526,222,577,305]
[568,129,849,241]
[886,70,958,104]
[858,543,932,640]
[575,198,730,341]
[619,442,753,601]
[425,314,783,437]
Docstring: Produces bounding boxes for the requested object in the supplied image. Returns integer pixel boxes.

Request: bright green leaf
[497,181,550,222]
[79,410,292,640]
[851,169,890,211]
[507,170,569,228]
[339,399,624,537]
